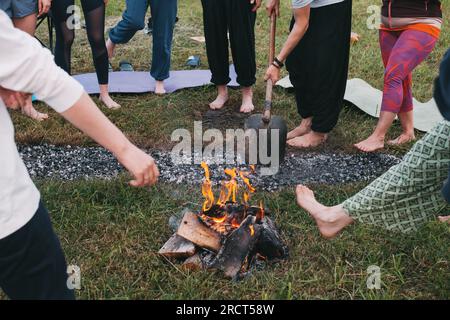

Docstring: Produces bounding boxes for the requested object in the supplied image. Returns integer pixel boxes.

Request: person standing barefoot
[0,0,51,121]
[105,0,177,96]
[52,0,121,109]
[296,47,450,237]
[201,0,261,113]
[354,0,442,152]
[265,0,352,148]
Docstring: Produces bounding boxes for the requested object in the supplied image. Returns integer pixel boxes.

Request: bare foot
[99,93,121,110]
[155,81,167,95]
[106,39,116,59]
[210,85,228,110]
[287,117,312,140]
[354,135,384,152]
[296,185,353,238]
[387,132,415,146]
[240,86,254,113]
[21,97,48,121]
[438,216,450,223]
[287,131,327,149]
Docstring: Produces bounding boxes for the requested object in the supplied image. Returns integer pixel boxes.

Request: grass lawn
[2,0,449,299]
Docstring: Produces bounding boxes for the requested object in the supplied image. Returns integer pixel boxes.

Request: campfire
[159,162,288,280]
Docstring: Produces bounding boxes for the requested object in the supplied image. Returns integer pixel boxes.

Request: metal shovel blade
[244,113,287,165]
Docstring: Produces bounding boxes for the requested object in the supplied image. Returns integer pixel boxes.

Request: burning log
[177,210,222,252]
[256,217,289,259]
[158,233,196,259]
[209,215,262,279]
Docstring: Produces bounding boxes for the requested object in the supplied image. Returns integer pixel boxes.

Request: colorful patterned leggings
[380,29,437,113]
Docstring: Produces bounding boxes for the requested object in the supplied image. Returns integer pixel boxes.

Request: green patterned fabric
[343,120,450,233]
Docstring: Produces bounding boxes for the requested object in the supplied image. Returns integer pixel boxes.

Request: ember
[159,163,288,280]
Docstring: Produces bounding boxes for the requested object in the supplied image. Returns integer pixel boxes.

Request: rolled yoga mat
[276,76,443,133]
[73,65,239,95]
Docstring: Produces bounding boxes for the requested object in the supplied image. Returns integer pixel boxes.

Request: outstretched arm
[264,5,310,83]
[0,11,159,187]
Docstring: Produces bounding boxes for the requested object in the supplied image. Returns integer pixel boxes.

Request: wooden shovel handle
[263,12,277,123]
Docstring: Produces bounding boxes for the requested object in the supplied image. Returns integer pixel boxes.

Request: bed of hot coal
[160,204,288,280]
[19,144,400,190]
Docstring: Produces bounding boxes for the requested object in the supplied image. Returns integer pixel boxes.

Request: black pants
[286,0,352,133]
[52,0,109,84]
[201,0,256,87]
[0,202,74,300]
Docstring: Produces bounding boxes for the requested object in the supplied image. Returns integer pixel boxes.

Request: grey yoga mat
[276,76,443,133]
[73,65,239,95]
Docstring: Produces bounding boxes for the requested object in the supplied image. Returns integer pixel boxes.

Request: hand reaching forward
[116,144,160,187]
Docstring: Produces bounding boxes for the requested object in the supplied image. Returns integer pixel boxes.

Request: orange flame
[212,214,227,224]
[249,225,255,236]
[201,162,215,212]
[257,200,265,221]
[216,168,238,206]
[239,170,256,205]
[231,218,240,229]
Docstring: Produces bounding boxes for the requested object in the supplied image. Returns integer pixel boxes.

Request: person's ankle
[370,132,385,141]
[217,85,228,96]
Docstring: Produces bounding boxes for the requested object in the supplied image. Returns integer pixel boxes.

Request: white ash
[19,144,400,190]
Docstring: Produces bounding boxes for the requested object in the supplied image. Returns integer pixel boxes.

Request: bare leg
[355,111,397,152]
[296,185,354,238]
[13,14,49,120]
[155,80,166,95]
[287,131,327,149]
[438,215,450,223]
[21,96,48,121]
[106,38,116,59]
[209,85,229,110]
[240,86,254,113]
[99,84,120,109]
[388,110,415,145]
[12,14,37,34]
[287,117,312,140]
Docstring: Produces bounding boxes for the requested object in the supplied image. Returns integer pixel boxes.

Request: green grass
[23,0,450,154]
[2,0,449,300]
[31,180,450,299]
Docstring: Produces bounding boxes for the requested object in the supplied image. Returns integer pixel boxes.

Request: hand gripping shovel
[244,12,287,165]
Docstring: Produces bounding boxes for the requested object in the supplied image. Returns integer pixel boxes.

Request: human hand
[250,0,262,12]
[0,86,30,110]
[116,144,160,187]
[38,0,52,17]
[264,64,281,83]
[266,0,280,16]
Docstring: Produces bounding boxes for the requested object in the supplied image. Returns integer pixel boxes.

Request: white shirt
[0,10,84,239]
[292,0,345,9]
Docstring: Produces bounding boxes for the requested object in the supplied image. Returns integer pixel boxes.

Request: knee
[123,14,145,31]
[87,33,105,48]
[62,34,74,49]
[384,70,403,88]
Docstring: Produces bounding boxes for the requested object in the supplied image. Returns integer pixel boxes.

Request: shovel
[244,12,287,164]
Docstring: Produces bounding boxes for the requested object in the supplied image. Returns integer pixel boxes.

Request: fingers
[6,95,20,109]
[129,159,159,187]
[43,1,51,14]
[252,0,262,12]
[38,0,43,16]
